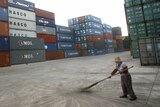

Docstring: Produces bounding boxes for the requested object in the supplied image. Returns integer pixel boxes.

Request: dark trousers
[121,73,136,98]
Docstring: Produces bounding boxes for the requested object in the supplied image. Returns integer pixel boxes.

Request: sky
[27,0,128,36]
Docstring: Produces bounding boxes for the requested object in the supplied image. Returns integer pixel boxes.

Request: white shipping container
[9,18,36,31]
[9,29,37,38]
[8,7,36,21]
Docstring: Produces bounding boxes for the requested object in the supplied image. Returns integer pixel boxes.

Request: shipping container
[79,23,86,30]
[103,34,113,39]
[94,49,106,55]
[85,22,103,30]
[74,30,81,36]
[0,7,8,22]
[36,25,56,35]
[10,50,45,65]
[45,43,57,51]
[56,25,74,34]
[0,21,9,36]
[45,51,64,60]
[37,34,56,43]
[64,50,80,58]
[68,18,74,26]
[45,51,63,60]
[10,29,36,38]
[8,6,36,21]
[75,44,81,50]
[87,36,104,42]
[0,36,9,51]
[106,48,115,53]
[57,42,75,50]
[81,43,87,49]
[87,42,105,49]
[115,35,123,40]
[86,28,103,36]
[78,16,85,23]
[8,0,35,12]
[104,39,113,44]
[10,37,45,50]
[81,50,88,56]
[0,52,10,67]
[88,49,95,56]
[36,17,55,27]
[85,15,102,24]
[35,8,55,20]
[57,34,74,42]
[9,18,36,31]
[0,0,8,8]
[80,30,87,36]
[112,27,122,36]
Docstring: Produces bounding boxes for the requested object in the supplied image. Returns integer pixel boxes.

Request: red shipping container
[0,0,8,8]
[37,34,56,43]
[45,51,64,60]
[35,8,55,20]
[87,36,104,42]
[0,52,10,67]
[0,21,9,36]
[103,34,113,39]
[75,44,81,50]
[81,50,88,56]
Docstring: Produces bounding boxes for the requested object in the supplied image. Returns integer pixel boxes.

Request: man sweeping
[110,57,137,101]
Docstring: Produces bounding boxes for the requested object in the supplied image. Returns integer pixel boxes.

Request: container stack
[35,8,62,60]
[68,15,105,56]
[112,27,124,52]
[56,25,80,58]
[124,0,160,58]
[123,36,131,51]
[8,0,45,65]
[0,0,10,67]
[103,24,114,53]
[138,37,160,65]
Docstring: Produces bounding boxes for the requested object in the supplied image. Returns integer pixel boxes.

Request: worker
[109,57,137,101]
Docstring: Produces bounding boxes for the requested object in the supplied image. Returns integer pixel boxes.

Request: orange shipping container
[0,0,8,8]
[35,8,55,20]
[0,21,9,36]
[75,44,81,50]
[81,50,88,56]
[103,34,113,39]
[45,51,64,60]
[116,35,123,40]
[37,34,56,43]
[87,36,104,42]
[0,52,10,67]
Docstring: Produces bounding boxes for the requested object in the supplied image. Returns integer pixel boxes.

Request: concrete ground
[0,51,159,107]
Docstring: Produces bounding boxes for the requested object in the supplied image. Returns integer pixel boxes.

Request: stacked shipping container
[112,27,124,52]
[103,24,114,53]
[0,0,10,67]
[35,8,63,60]
[68,15,105,56]
[56,25,80,58]
[125,0,160,59]
[8,0,45,65]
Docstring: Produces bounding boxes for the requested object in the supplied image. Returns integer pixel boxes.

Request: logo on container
[23,54,34,59]
[18,40,33,46]
[9,10,27,17]
[39,19,49,24]
[16,2,30,8]
[10,21,27,27]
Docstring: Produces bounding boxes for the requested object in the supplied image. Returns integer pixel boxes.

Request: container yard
[0,0,160,107]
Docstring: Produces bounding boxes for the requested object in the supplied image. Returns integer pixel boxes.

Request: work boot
[119,95,127,98]
[129,96,137,101]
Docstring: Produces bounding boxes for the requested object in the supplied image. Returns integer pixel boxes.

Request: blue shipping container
[79,23,86,29]
[80,30,87,36]
[64,50,80,58]
[68,18,74,26]
[88,49,95,56]
[75,37,81,43]
[75,31,81,36]
[0,37,9,51]
[85,22,103,30]
[81,43,87,49]
[56,25,74,34]
[86,29,103,36]
[85,15,102,24]
[57,42,75,50]
[104,39,113,44]
[0,7,8,22]
[8,0,35,12]
[95,49,106,55]
[57,34,74,42]
[36,17,55,27]
[45,43,57,51]
[73,24,80,30]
